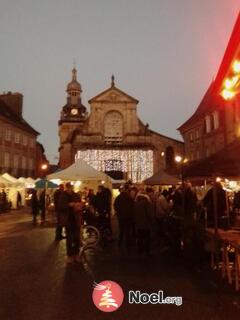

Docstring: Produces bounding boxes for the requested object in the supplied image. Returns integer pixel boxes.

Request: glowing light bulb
[175,156,182,163]
[221,89,235,100]
[233,60,240,74]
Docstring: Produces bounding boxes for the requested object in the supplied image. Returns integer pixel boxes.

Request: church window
[104,111,123,144]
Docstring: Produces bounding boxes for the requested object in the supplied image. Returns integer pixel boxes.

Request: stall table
[206,228,240,291]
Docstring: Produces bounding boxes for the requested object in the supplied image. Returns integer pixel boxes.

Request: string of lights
[75,149,153,182]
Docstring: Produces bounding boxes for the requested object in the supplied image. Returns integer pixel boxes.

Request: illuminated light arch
[75,149,153,182]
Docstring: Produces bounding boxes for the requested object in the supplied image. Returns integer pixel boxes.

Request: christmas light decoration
[221,59,240,100]
[75,149,153,182]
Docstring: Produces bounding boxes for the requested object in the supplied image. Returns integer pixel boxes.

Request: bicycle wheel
[81,225,100,246]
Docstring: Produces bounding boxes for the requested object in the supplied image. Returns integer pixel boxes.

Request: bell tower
[59,67,87,122]
[66,67,82,106]
[58,66,87,168]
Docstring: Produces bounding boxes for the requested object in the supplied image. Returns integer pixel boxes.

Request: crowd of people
[28,180,238,264]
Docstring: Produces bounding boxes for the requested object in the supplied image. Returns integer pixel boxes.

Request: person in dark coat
[95,185,112,238]
[114,186,134,247]
[31,189,39,224]
[183,183,197,220]
[17,191,22,209]
[203,182,227,227]
[39,190,46,224]
[58,182,82,264]
[134,192,152,256]
[54,184,65,240]
[95,185,109,217]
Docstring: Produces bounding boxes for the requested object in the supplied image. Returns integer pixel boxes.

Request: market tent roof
[0,176,13,187]
[18,177,35,188]
[143,170,180,185]
[26,177,36,184]
[2,173,19,183]
[47,159,109,182]
[183,139,240,179]
[35,179,58,189]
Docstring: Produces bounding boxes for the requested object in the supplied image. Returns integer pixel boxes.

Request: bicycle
[79,224,100,266]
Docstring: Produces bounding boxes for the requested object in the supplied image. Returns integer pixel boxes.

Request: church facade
[58,69,184,182]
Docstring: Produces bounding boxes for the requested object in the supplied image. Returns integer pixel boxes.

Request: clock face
[71,108,78,115]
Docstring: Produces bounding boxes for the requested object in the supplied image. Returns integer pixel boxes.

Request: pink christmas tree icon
[99,283,118,309]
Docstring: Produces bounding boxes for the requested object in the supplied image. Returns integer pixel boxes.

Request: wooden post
[213,180,219,269]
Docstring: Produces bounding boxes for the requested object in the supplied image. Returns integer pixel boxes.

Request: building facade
[0,92,45,177]
[59,70,184,182]
[178,12,240,162]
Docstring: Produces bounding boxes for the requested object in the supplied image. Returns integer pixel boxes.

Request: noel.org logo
[92,280,124,312]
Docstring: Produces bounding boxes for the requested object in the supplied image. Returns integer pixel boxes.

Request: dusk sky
[0,0,239,163]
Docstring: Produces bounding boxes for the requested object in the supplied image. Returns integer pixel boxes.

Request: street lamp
[40,163,48,223]
[41,164,48,171]
[175,155,183,163]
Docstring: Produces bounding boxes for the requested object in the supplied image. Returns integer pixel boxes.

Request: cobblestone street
[0,209,240,320]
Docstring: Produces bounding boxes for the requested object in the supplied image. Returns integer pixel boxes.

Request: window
[206,148,210,157]
[23,135,27,146]
[205,116,211,133]
[189,132,193,142]
[190,152,194,161]
[29,158,34,170]
[213,111,219,130]
[196,150,200,160]
[4,153,10,167]
[211,143,216,154]
[165,146,175,168]
[104,111,123,144]
[22,156,26,169]
[30,138,35,148]
[5,128,11,141]
[13,155,19,169]
[195,129,200,139]
[15,133,20,144]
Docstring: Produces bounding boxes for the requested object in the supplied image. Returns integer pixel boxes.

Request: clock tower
[58,67,87,168]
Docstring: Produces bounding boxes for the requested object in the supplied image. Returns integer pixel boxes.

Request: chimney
[0,92,23,117]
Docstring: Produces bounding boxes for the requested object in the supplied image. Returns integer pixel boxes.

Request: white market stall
[1,173,26,208]
[47,159,112,192]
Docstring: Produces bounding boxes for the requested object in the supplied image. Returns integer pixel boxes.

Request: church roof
[66,68,82,92]
[0,98,39,135]
[88,77,139,103]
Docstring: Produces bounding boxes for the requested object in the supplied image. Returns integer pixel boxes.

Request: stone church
[58,68,183,182]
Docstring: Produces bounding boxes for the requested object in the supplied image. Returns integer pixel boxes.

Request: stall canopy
[183,139,240,179]
[2,173,19,184]
[143,169,180,185]
[35,179,58,189]
[0,176,13,187]
[47,159,109,182]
